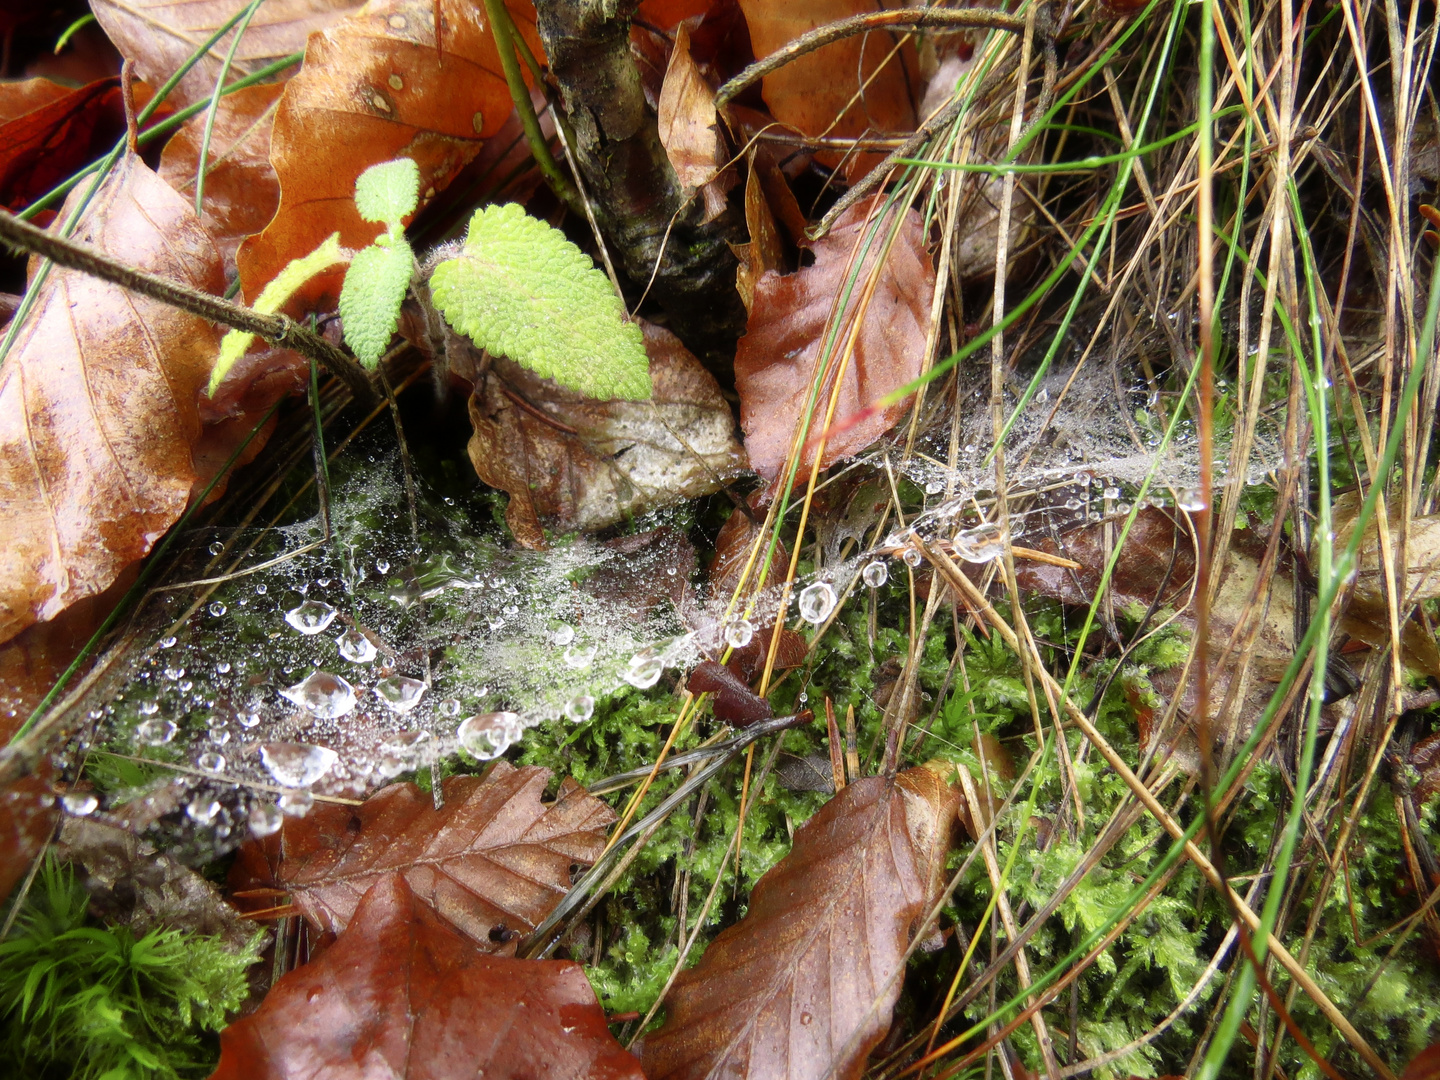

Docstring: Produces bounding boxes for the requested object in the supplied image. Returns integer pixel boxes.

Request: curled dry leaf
[158,82,283,273]
[687,660,773,726]
[236,0,543,314]
[731,154,785,312]
[213,875,645,1080]
[0,151,223,647]
[734,0,917,180]
[0,76,129,211]
[658,24,731,223]
[639,765,959,1080]
[229,763,615,949]
[467,321,747,548]
[733,197,934,484]
[90,0,362,111]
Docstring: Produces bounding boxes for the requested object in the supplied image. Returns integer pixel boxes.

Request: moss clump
[0,859,263,1080]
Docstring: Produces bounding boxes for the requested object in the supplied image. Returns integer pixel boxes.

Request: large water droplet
[724,619,754,649]
[953,522,1006,564]
[798,582,836,624]
[374,676,426,713]
[1176,488,1207,512]
[563,644,597,670]
[623,651,664,689]
[261,742,339,788]
[197,751,226,774]
[249,802,283,837]
[564,694,595,722]
[61,792,98,816]
[279,789,314,817]
[862,560,888,588]
[902,547,923,568]
[137,718,176,745]
[281,671,357,719]
[285,600,338,636]
[457,712,519,760]
[186,797,220,824]
[337,628,378,663]
[209,601,227,617]
[552,624,575,647]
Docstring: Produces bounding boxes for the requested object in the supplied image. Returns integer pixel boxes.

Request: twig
[0,207,378,409]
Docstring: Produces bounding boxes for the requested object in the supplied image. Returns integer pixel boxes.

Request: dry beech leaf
[229,763,615,949]
[467,321,746,548]
[1404,1044,1440,1080]
[236,0,543,315]
[90,0,362,111]
[0,76,130,211]
[733,196,933,484]
[734,0,917,181]
[657,24,730,223]
[732,156,784,312]
[158,82,283,272]
[687,661,773,726]
[0,151,223,647]
[639,766,959,1080]
[1329,489,1440,604]
[213,875,645,1080]
[0,770,58,905]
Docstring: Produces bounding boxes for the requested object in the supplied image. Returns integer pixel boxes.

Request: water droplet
[261,742,339,788]
[563,644,597,670]
[216,661,231,674]
[564,694,595,722]
[924,478,943,495]
[209,601,227,617]
[255,584,267,595]
[285,600,338,636]
[458,712,519,760]
[186,797,220,824]
[279,789,315,817]
[1064,497,1082,511]
[902,548,923,568]
[438,698,461,717]
[376,559,391,574]
[197,751,226,774]
[237,711,260,729]
[61,792,98,816]
[249,802,283,837]
[281,671,357,719]
[209,727,230,746]
[798,582,836,624]
[1103,486,1120,500]
[164,665,184,680]
[138,699,160,716]
[725,619,754,649]
[623,651,664,689]
[862,560,888,588]
[374,676,426,713]
[552,624,575,647]
[159,635,178,649]
[1176,488,1207,512]
[137,719,176,745]
[337,628,378,664]
[208,540,225,556]
[953,523,1006,564]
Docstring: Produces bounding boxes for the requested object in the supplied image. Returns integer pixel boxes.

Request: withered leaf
[229,763,615,949]
[734,0,917,181]
[90,0,362,111]
[236,0,543,315]
[657,24,730,223]
[688,660,773,726]
[639,766,959,1080]
[468,321,747,548]
[158,82,283,273]
[0,76,128,212]
[0,771,58,905]
[213,875,645,1080]
[1404,1044,1440,1080]
[0,151,223,646]
[1330,489,1440,604]
[732,154,785,312]
[733,197,933,483]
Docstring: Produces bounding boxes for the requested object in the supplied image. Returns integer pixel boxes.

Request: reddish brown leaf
[734,0,918,180]
[467,321,747,548]
[235,0,543,315]
[229,763,615,949]
[90,0,362,111]
[732,155,785,312]
[733,196,933,484]
[639,766,959,1080]
[0,77,132,212]
[688,660,773,725]
[1411,732,1440,806]
[213,875,645,1080]
[658,24,731,223]
[158,82,283,272]
[1404,1044,1440,1080]
[0,151,223,646]
[0,770,58,905]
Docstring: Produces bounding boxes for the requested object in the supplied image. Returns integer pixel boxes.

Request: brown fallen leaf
[0,770,58,905]
[229,763,615,949]
[1329,489,1440,604]
[0,76,130,212]
[734,0,918,181]
[733,196,934,484]
[235,0,543,315]
[639,765,959,1080]
[658,24,732,224]
[1410,731,1440,806]
[467,321,747,548]
[213,875,646,1080]
[1404,1043,1440,1080]
[0,150,223,647]
[731,154,785,312]
[688,660,773,725]
[158,82,283,273]
[90,0,362,111]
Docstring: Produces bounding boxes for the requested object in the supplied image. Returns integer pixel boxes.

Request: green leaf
[430,204,652,401]
[339,236,414,369]
[354,157,420,230]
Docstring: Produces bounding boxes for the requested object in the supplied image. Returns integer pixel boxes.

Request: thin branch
[0,207,378,409]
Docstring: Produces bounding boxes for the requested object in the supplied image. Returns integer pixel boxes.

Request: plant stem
[0,207,378,409]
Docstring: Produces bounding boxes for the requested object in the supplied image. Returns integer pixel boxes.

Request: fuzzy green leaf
[430,204,652,401]
[354,158,420,229]
[339,237,414,369]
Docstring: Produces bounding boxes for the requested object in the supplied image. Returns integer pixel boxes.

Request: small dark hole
[489,924,518,943]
